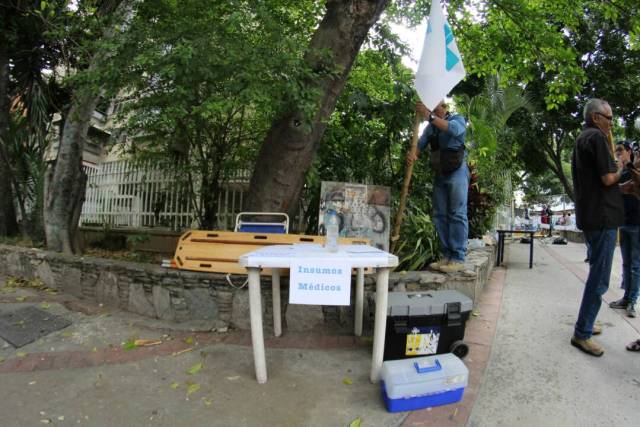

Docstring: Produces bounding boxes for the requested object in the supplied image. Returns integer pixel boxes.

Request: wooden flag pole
[607,129,615,157]
[390,112,423,254]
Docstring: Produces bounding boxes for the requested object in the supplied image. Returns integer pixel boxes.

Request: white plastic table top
[238,243,398,269]
[238,243,398,384]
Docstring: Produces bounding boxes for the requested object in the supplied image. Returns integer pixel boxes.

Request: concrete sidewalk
[0,266,503,427]
[469,239,640,427]
[3,238,637,427]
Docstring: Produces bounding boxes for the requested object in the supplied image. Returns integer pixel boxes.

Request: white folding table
[238,243,398,384]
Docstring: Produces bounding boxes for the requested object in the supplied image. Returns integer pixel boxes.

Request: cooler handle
[414,359,442,374]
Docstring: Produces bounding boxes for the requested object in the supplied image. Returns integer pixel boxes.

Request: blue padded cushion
[238,224,286,234]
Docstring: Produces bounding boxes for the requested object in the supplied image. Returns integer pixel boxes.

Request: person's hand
[631,168,640,186]
[620,179,635,194]
[416,101,431,120]
[406,150,418,166]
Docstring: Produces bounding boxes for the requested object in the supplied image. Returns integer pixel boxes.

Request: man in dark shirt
[571,98,624,357]
[609,141,640,318]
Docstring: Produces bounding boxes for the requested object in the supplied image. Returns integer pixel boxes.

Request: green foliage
[99,0,323,228]
[305,44,418,233]
[457,77,531,237]
[396,203,439,271]
[126,233,150,248]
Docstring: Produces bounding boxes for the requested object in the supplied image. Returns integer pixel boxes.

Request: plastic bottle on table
[325,211,340,253]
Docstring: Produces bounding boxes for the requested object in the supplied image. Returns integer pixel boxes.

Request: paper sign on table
[289,258,352,305]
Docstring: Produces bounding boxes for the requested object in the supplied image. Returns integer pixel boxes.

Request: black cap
[616,140,633,151]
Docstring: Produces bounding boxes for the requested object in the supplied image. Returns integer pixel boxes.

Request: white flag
[415,0,466,110]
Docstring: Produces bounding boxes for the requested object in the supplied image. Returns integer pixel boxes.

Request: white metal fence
[80,160,251,231]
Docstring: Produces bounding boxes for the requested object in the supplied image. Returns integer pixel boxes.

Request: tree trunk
[544,146,575,202]
[44,0,126,253]
[245,0,389,216]
[0,41,18,237]
[44,91,97,253]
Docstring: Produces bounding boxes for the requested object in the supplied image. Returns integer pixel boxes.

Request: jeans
[574,228,617,340]
[433,164,470,262]
[619,225,640,305]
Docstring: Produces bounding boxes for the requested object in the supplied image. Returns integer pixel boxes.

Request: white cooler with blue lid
[380,353,468,412]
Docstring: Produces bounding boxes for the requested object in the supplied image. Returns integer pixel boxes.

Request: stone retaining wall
[0,244,496,332]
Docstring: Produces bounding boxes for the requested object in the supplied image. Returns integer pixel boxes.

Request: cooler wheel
[450,340,469,359]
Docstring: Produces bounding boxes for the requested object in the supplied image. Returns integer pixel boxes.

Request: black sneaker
[609,298,628,309]
[627,304,637,318]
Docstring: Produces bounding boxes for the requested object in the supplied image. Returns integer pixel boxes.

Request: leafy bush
[395,203,440,271]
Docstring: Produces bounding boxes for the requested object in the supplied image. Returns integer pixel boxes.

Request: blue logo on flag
[444,23,460,71]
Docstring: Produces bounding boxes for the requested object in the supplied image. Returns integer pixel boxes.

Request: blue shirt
[417,114,466,153]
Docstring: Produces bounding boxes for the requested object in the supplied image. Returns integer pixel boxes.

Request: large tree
[443,0,640,199]
[0,32,18,237]
[245,0,390,216]
[44,0,127,253]
[102,0,321,229]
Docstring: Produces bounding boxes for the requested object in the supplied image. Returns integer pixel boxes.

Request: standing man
[609,141,639,318]
[407,100,469,273]
[571,98,624,357]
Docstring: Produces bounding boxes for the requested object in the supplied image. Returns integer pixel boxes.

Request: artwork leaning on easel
[318,181,391,251]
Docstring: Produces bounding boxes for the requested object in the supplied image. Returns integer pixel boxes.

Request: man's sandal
[625,339,640,352]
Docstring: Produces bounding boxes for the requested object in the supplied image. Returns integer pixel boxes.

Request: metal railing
[80,160,251,231]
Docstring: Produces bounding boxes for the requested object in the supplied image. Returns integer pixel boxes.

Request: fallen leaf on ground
[0,356,5,364]
[28,381,37,385]
[187,362,202,375]
[186,383,200,396]
[40,302,50,309]
[172,347,193,357]
[40,419,51,424]
[472,310,480,317]
[184,336,195,345]
[170,382,179,390]
[92,347,98,353]
[16,352,27,358]
[15,296,26,302]
[226,376,239,381]
[61,331,73,338]
[201,397,213,407]
[342,377,353,385]
[57,416,64,421]
[122,340,137,351]
[134,339,162,347]
[349,417,362,427]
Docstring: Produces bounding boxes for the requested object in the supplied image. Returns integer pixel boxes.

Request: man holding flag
[407,100,468,273]
[397,0,468,273]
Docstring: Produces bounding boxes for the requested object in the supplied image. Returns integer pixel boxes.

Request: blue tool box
[380,353,468,412]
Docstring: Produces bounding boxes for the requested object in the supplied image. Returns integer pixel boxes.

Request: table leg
[529,233,534,269]
[354,268,364,337]
[496,233,502,266]
[370,267,390,383]
[501,233,506,263]
[271,269,282,337]
[248,267,267,384]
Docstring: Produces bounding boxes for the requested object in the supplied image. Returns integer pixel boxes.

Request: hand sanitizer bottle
[325,211,340,252]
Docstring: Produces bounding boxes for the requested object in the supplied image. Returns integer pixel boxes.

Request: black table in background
[495,230,535,269]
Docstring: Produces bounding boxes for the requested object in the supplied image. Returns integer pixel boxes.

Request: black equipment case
[383,290,473,360]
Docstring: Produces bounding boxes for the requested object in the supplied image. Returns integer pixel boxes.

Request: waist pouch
[430,147,465,174]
